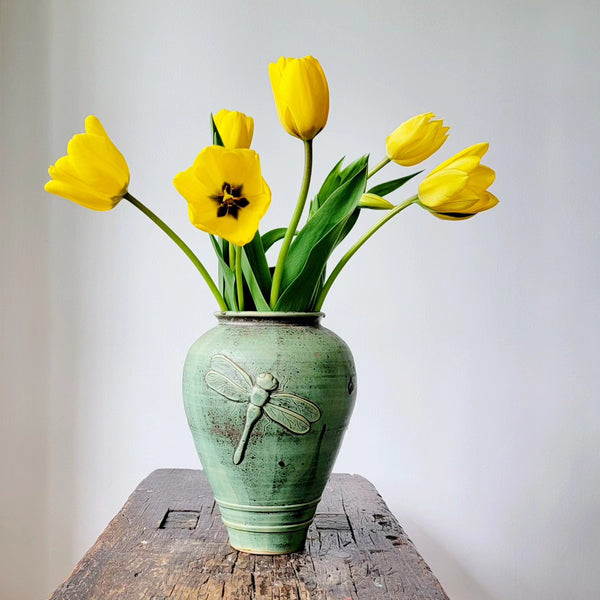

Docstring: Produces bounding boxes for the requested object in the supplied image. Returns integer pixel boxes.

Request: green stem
[270,139,313,308]
[367,156,391,179]
[314,195,418,311]
[235,245,244,311]
[124,192,227,311]
[228,242,235,270]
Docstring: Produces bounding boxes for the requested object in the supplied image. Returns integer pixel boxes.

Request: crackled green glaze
[183,312,356,554]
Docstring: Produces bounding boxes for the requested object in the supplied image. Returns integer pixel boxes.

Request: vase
[182,312,356,554]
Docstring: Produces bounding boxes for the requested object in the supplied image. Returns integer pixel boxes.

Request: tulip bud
[386,113,449,167]
[358,193,395,210]
[269,56,329,141]
[418,143,498,219]
[213,109,254,149]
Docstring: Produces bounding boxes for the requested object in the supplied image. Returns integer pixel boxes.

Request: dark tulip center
[210,182,249,219]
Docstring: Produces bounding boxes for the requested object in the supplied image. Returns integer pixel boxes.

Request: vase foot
[218,497,317,554]
[227,526,308,555]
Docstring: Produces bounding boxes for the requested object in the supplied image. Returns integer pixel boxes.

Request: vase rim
[215,311,325,320]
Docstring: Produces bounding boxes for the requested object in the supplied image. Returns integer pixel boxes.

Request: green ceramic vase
[183,312,356,554]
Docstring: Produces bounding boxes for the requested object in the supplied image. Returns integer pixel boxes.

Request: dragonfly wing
[209,354,253,389]
[205,371,249,403]
[269,392,321,423]
[263,403,311,434]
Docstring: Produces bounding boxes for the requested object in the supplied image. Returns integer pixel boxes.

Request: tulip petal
[67,134,130,194]
[85,115,108,137]
[468,191,499,213]
[45,179,119,211]
[429,142,489,176]
[419,169,468,208]
[468,165,496,191]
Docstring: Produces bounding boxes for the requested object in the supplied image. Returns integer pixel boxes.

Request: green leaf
[340,156,369,182]
[276,221,350,312]
[211,113,224,147]
[261,228,289,253]
[310,157,345,216]
[334,207,360,249]
[367,170,423,197]
[313,156,368,253]
[243,232,272,301]
[211,236,228,295]
[209,235,237,310]
[241,250,271,311]
[274,156,368,311]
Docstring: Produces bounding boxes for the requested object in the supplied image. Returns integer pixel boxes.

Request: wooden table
[48,469,449,599]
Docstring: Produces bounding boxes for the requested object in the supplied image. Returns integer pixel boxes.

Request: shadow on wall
[0,2,83,598]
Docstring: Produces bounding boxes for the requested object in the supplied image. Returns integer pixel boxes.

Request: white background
[1,1,599,598]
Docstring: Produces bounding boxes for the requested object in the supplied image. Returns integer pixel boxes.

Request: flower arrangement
[45,56,498,313]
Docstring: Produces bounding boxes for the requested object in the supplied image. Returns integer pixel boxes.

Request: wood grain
[48,469,449,599]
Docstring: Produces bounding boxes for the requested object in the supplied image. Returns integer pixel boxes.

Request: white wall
[1,1,599,598]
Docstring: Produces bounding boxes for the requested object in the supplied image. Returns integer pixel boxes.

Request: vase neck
[215,311,323,326]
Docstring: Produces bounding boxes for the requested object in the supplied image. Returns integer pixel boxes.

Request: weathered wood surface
[48,469,449,600]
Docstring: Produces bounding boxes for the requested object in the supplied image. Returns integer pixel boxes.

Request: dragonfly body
[234,404,262,464]
[234,375,278,464]
[250,373,278,407]
[205,354,321,465]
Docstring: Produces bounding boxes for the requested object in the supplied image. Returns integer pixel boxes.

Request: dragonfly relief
[205,354,322,465]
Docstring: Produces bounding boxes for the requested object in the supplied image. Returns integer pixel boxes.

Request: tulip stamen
[210,182,250,219]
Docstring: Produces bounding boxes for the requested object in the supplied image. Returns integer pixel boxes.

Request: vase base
[227,526,308,555]
[218,496,317,554]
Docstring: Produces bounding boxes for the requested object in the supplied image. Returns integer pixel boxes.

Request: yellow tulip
[418,143,499,220]
[44,116,130,211]
[269,56,329,141]
[213,109,254,149]
[173,145,271,246]
[386,113,449,166]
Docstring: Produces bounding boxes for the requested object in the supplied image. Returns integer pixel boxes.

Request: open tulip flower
[417,143,498,220]
[174,145,271,247]
[45,115,130,211]
[269,56,329,141]
[213,109,254,149]
[45,56,498,313]
[386,113,449,167]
